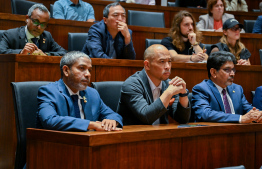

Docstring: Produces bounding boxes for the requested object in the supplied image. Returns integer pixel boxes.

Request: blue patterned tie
[222,89,232,114]
[71,95,81,118]
[31,38,39,47]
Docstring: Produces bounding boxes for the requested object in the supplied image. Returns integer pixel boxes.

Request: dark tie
[222,89,232,114]
[31,38,39,47]
[71,95,81,118]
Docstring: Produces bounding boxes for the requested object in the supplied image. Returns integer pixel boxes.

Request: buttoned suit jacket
[116,69,191,125]
[253,86,262,110]
[192,79,253,122]
[81,20,136,59]
[37,79,123,131]
[0,26,67,56]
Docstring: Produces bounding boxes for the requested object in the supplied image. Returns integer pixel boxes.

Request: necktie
[31,38,39,47]
[222,89,232,114]
[71,95,81,118]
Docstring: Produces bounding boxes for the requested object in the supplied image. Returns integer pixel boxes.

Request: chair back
[91,81,123,112]
[203,44,212,56]
[68,33,88,52]
[259,49,262,65]
[50,4,54,18]
[253,9,260,12]
[145,39,162,49]
[188,92,195,122]
[11,81,50,169]
[167,2,178,7]
[11,0,41,15]
[251,91,255,103]
[243,20,256,33]
[215,165,245,169]
[128,10,165,28]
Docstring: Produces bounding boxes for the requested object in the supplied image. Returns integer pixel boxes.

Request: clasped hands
[167,76,187,105]
[20,43,47,56]
[241,107,262,123]
[89,119,122,131]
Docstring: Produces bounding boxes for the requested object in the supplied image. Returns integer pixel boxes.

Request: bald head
[144,44,169,61]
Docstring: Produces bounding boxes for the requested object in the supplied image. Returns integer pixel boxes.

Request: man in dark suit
[192,51,262,123]
[0,4,66,56]
[82,2,135,59]
[37,51,123,131]
[117,44,190,125]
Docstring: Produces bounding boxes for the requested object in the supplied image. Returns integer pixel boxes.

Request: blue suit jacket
[82,20,136,59]
[252,15,262,33]
[192,79,253,123]
[37,79,123,131]
[253,86,262,110]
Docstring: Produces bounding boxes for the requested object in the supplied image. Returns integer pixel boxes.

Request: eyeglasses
[229,27,242,32]
[222,68,236,74]
[30,17,48,29]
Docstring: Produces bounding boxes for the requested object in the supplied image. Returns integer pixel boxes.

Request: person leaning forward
[37,51,123,131]
[0,4,66,56]
[117,44,191,125]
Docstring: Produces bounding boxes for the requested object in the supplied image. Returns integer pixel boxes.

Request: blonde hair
[220,34,245,60]
[169,11,202,52]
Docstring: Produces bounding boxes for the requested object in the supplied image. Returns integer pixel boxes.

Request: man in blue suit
[192,51,262,123]
[252,15,262,33]
[253,86,262,110]
[37,51,123,131]
[82,2,135,59]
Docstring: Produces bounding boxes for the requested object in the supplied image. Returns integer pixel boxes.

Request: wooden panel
[182,133,255,168]
[256,132,262,169]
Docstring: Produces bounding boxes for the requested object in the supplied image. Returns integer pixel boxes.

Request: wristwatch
[179,89,189,97]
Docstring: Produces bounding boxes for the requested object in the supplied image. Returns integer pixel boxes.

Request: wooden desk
[26,123,262,169]
[0,55,262,169]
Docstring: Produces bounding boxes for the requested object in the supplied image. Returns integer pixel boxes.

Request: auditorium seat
[91,81,123,112]
[243,20,256,33]
[128,10,165,28]
[203,44,212,56]
[68,33,88,52]
[11,81,50,169]
[11,0,41,15]
[215,165,245,169]
[260,49,262,65]
[167,2,177,7]
[252,9,260,12]
[145,39,162,49]
[50,4,54,18]
[251,91,255,101]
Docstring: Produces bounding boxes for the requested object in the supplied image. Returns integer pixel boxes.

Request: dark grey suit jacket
[0,26,66,56]
[116,69,191,125]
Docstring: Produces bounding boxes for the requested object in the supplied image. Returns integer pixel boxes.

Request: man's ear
[144,60,150,70]
[62,65,70,77]
[25,15,29,23]
[103,17,107,24]
[210,68,217,78]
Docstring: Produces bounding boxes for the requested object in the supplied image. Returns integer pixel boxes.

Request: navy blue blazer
[192,79,253,123]
[37,79,123,131]
[253,86,262,110]
[252,15,262,33]
[0,26,67,56]
[82,20,136,59]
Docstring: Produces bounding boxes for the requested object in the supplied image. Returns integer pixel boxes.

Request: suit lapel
[19,26,27,48]
[207,79,225,112]
[139,69,154,103]
[80,90,93,121]
[39,33,47,52]
[57,79,75,117]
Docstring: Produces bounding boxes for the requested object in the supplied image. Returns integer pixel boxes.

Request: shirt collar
[145,71,162,92]
[213,81,226,94]
[64,82,83,99]
[25,26,40,43]
[68,0,82,6]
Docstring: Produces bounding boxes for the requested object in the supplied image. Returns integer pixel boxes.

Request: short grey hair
[60,51,91,77]
[103,2,125,18]
[27,4,50,19]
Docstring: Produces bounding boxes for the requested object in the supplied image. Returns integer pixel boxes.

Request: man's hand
[188,32,197,45]
[20,43,38,55]
[191,52,206,62]
[241,107,262,123]
[237,59,250,65]
[169,76,187,94]
[88,120,122,131]
[32,49,47,56]
[117,21,131,45]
